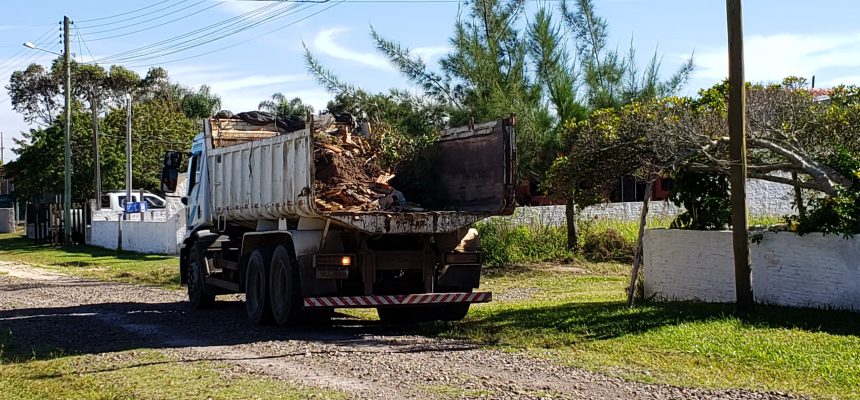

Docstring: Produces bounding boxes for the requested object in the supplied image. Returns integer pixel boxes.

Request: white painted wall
[643,230,737,303]
[0,208,15,233]
[90,214,183,255]
[87,176,188,255]
[507,178,794,226]
[644,229,860,312]
[753,232,860,311]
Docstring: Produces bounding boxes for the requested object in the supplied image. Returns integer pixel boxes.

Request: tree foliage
[258,93,313,118]
[6,62,208,201]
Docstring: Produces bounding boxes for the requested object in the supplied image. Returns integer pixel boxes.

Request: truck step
[303,292,491,308]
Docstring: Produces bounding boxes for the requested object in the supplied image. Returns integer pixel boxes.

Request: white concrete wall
[90,214,183,255]
[753,232,860,311]
[644,229,860,312]
[507,177,795,226]
[88,177,187,255]
[0,208,15,233]
[643,230,737,303]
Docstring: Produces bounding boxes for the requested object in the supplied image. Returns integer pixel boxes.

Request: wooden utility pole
[726,0,754,312]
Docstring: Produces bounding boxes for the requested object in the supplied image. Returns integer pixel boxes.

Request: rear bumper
[303,292,492,308]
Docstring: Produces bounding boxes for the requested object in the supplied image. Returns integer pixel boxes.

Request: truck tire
[187,241,216,309]
[269,245,301,326]
[245,248,274,325]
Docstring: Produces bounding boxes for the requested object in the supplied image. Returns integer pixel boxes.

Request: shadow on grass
[0,234,172,263]
[421,300,860,346]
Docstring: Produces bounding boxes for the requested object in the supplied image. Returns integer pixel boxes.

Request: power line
[0,27,60,79]
[75,0,196,29]
[128,1,343,68]
[98,2,303,64]
[94,1,283,63]
[0,26,57,72]
[76,0,175,23]
[81,0,220,38]
[74,25,97,65]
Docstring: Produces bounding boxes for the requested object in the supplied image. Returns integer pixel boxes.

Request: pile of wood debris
[312,115,423,212]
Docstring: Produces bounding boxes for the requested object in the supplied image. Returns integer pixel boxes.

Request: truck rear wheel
[245,248,274,325]
[269,245,301,326]
[187,241,216,309]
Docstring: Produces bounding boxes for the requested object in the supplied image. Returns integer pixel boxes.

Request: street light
[23,16,73,246]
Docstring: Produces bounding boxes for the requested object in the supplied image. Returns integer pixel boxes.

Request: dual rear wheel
[244,245,332,326]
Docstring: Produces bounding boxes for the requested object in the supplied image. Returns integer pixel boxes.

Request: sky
[1,0,859,162]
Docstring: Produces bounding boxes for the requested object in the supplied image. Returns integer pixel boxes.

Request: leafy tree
[258,92,313,118]
[6,62,62,126]
[7,107,97,201]
[179,84,221,119]
[6,61,212,201]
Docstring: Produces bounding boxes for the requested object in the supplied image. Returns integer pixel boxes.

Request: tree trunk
[791,172,805,219]
[565,196,579,252]
[627,179,653,307]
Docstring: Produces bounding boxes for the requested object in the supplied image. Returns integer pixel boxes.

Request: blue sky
[1,0,860,161]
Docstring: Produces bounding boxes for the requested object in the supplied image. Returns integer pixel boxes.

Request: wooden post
[565,197,579,252]
[726,0,754,312]
[627,178,653,307]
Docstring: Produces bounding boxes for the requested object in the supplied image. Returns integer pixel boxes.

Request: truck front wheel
[245,248,274,325]
[188,241,216,309]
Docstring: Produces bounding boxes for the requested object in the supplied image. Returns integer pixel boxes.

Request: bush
[797,149,860,236]
[476,218,574,267]
[578,218,639,262]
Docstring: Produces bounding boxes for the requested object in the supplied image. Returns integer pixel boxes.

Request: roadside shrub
[578,218,637,262]
[796,149,860,236]
[668,167,732,230]
[476,218,574,267]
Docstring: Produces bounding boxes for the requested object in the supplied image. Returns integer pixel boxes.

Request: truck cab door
[185,134,209,232]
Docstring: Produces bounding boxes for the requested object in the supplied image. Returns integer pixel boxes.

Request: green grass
[424,264,860,399]
[0,234,179,288]
[0,348,342,400]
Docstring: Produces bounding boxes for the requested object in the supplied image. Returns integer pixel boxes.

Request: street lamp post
[23,16,73,245]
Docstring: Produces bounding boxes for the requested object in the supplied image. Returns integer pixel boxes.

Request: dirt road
[0,262,799,400]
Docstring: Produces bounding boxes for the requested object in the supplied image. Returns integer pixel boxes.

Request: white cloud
[412,45,450,62]
[693,32,860,84]
[208,74,307,92]
[313,27,394,71]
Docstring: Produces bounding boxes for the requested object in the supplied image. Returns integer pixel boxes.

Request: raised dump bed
[205,115,516,234]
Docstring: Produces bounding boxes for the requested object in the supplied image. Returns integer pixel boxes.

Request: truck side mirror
[161,151,183,193]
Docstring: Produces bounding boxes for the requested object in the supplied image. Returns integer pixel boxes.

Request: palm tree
[258,93,313,118]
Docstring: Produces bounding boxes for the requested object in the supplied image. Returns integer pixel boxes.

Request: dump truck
[161,114,516,325]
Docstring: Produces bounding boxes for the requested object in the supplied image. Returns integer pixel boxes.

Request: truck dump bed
[206,116,516,234]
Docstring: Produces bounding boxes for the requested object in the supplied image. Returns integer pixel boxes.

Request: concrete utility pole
[92,98,101,209]
[726,0,754,312]
[125,94,133,221]
[63,16,72,245]
[1,131,5,165]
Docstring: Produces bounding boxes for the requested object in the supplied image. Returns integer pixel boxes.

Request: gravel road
[0,262,801,400]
